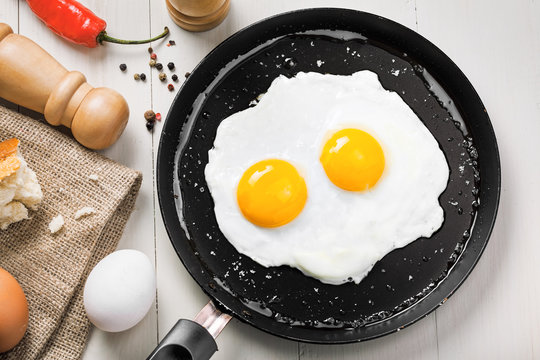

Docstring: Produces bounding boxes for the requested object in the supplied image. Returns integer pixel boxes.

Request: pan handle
[146,301,232,360]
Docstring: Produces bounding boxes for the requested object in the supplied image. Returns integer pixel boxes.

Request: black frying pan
[152,8,500,359]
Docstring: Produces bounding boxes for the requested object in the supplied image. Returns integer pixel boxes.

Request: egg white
[205,71,449,285]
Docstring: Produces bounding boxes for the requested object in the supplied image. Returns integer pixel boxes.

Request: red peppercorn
[156,113,162,121]
[150,53,157,60]
[168,84,174,91]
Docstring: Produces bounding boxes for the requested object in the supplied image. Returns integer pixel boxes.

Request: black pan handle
[147,301,232,360]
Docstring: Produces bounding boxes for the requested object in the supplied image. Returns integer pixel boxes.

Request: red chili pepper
[26,0,169,48]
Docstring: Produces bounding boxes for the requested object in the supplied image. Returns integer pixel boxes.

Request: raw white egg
[83,249,156,332]
[205,71,449,285]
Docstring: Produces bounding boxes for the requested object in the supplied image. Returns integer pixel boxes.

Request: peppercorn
[149,59,156,67]
[144,110,156,121]
[168,40,176,46]
[134,73,140,80]
[119,63,127,71]
[140,73,146,81]
[155,113,162,121]
[167,62,175,70]
[148,47,153,53]
[185,72,191,78]
[155,63,163,71]
[150,53,157,60]
[159,72,167,81]
[168,83,174,91]
[172,74,178,82]
[146,121,154,131]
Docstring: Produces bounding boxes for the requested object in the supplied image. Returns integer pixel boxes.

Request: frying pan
[151,8,500,360]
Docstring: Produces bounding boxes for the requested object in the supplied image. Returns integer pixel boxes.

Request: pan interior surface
[157,9,500,344]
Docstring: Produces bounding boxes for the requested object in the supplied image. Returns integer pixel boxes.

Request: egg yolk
[320,128,385,191]
[237,159,307,228]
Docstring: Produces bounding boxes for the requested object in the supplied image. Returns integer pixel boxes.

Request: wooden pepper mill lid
[166,0,231,32]
[0,23,129,150]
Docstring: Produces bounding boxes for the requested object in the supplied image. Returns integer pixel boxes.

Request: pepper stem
[97,27,169,45]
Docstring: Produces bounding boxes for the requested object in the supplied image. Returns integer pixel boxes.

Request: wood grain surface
[2,0,538,359]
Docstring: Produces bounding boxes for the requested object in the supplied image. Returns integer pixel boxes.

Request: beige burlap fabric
[0,106,142,359]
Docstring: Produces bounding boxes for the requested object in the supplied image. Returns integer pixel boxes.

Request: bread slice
[0,138,21,180]
[0,138,43,230]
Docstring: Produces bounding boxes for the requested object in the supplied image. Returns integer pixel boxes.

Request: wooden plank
[151,1,439,360]
[0,0,19,111]
[416,0,540,358]
[15,0,158,358]
[0,0,18,33]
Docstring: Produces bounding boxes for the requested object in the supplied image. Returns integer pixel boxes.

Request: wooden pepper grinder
[0,23,128,150]
[166,0,231,32]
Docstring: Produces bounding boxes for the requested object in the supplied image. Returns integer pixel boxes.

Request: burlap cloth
[0,106,142,359]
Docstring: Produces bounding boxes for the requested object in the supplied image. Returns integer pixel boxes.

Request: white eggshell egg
[83,249,156,332]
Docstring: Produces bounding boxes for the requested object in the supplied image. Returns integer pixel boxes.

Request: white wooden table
[2,0,539,358]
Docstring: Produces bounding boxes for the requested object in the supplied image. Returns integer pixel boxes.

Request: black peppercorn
[171,74,178,82]
[140,73,146,81]
[167,62,175,70]
[146,121,154,131]
[184,72,191,78]
[155,63,163,71]
[119,63,127,71]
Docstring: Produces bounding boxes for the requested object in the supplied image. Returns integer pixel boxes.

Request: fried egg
[205,71,449,285]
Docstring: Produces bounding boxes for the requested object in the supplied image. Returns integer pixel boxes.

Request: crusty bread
[0,138,21,181]
[0,138,43,229]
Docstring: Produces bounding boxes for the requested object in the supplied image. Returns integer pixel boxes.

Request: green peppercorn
[149,59,156,67]
[159,73,167,81]
[134,73,140,80]
[144,110,156,122]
